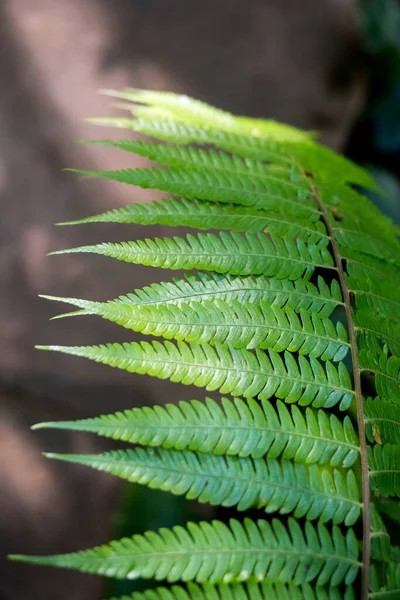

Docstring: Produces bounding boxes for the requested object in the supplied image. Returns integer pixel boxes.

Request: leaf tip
[42,452,60,460]
[30,422,48,431]
[8,554,25,563]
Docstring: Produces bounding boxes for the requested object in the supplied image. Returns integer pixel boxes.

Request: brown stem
[311,185,370,599]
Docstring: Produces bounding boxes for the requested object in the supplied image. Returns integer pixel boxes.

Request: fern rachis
[9,89,400,600]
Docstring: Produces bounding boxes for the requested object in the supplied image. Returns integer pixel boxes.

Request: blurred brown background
[0,1,370,598]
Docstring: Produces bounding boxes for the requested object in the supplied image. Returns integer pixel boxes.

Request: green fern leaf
[60,197,327,244]
[36,342,354,410]
[44,448,361,525]
[369,444,400,498]
[33,396,359,467]
[50,232,334,280]
[99,88,313,142]
[376,499,400,526]
[69,165,321,223]
[344,249,400,287]
[14,89,400,598]
[9,517,360,586]
[77,138,301,172]
[104,580,355,600]
[317,185,400,243]
[89,94,373,188]
[42,295,349,360]
[371,504,392,563]
[370,505,391,563]
[360,351,400,402]
[348,267,400,321]
[49,273,342,318]
[119,272,342,316]
[365,398,400,445]
[355,313,400,358]
[369,562,400,599]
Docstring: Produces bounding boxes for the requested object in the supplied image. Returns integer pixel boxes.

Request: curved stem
[311,184,370,600]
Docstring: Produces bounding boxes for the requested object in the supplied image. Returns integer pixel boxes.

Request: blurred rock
[0,386,121,600]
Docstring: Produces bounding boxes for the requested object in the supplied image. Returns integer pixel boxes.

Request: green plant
[9,89,400,599]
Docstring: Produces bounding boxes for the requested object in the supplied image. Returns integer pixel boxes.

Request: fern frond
[90,91,374,189]
[33,397,359,467]
[369,563,400,599]
[104,580,355,600]
[70,165,321,223]
[42,295,349,360]
[370,505,391,563]
[50,232,334,280]
[67,273,342,318]
[81,140,390,249]
[348,267,400,321]
[355,313,400,358]
[318,185,400,243]
[344,249,400,286]
[100,88,313,143]
[10,517,360,586]
[45,448,361,525]
[84,116,287,165]
[60,197,327,244]
[21,89,400,598]
[376,499,400,525]
[77,138,304,174]
[336,229,400,266]
[365,397,400,445]
[316,188,400,259]
[36,342,354,409]
[360,351,400,402]
[369,444,400,497]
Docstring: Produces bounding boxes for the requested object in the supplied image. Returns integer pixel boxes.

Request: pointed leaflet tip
[31,422,50,431]
[38,294,66,302]
[7,554,55,566]
[35,345,71,352]
[47,247,87,256]
[32,420,78,431]
[49,311,88,321]
[46,249,70,256]
[37,295,90,319]
[8,554,27,563]
[43,452,95,466]
[42,452,65,460]
[56,213,104,226]
[63,168,93,175]
[98,88,123,98]
[55,221,78,226]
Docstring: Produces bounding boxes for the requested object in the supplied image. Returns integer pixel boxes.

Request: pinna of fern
[9,89,400,600]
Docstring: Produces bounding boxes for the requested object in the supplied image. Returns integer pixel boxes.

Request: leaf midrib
[81,167,322,217]
[74,420,360,452]
[108,306,349,349]
[126,283,344,310]
[364,417,399,427]
[96,243,335,272]
[84,454,362,508]
[309,175,370,599]
[120,205,328,240]
[88,346,354,395]
[56,546,361,567]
